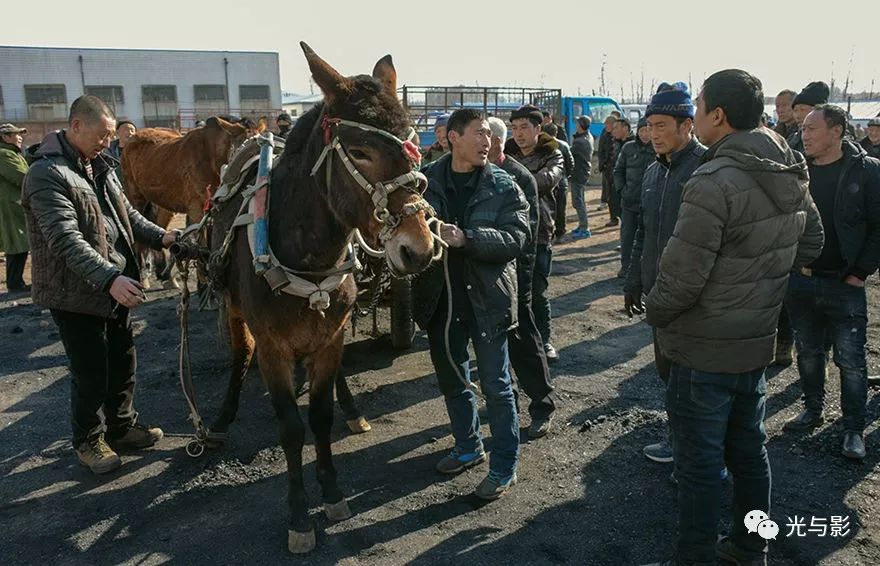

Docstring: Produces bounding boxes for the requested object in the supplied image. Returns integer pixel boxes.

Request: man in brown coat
[644,70,823,566]
[23,96,178,474]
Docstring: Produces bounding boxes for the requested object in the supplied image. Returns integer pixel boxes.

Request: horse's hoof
[287,529,316,554]
[204,430,228,449]
[323,499,352,521]
[346,416,371,434]
[163,278,181,290]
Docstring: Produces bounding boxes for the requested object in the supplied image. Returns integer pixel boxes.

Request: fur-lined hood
[504,132,559,158]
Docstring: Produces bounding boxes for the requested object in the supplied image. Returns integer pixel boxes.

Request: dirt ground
[1,187,879,565]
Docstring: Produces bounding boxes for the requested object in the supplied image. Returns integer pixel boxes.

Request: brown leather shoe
[109,423,164,450]
[76,435,122,474]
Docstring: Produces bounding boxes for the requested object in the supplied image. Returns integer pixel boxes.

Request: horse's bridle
[309,115,443,261]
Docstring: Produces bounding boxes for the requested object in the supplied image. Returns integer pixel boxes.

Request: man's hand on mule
[439,222,466,248]
[161,230,182,249]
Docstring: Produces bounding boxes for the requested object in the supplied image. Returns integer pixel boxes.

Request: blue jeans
[620,208,639,271]
[785,272,869,431]
[570,182,590,231]
[426,310,520,477]
[667,363,771,564]
[532,244,553,344]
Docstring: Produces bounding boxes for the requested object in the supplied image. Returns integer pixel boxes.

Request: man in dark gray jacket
[623,82,706,465]
[613,117,654,277]
[413,109,529,500]
[22,96,177,475]
[488,117,556,438]
[570,116,594,238]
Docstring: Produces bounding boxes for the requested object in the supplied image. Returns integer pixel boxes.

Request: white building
[0,46,282,139]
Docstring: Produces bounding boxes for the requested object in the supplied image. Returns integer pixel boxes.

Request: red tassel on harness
[321,114,332,145]
[203,184,213,212]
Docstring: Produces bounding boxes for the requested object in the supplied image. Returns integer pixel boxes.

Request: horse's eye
[349,149,370,161]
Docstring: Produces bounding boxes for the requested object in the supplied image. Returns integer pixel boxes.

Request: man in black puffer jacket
[784,105,880,462]
[505,105,565,363]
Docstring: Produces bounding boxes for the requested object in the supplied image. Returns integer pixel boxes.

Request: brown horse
[206,43,436,554]
[120,118,247,286]
[122,117,247,223]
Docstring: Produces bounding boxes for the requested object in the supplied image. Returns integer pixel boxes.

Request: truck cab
[560,97,623,140]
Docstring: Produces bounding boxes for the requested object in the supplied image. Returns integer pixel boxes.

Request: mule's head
[200,116,248,167]
[302,42,436,276]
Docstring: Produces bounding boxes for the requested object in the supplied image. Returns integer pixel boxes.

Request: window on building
[142,85,178,128]
[85,85,124,115]
[24,84,68,121]
[239,85,271,114]
[193,84,227,118]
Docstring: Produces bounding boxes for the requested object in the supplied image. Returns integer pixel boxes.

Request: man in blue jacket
[412,109,530,500]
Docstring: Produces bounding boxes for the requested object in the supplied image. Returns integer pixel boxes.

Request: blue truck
[400,86,622,147]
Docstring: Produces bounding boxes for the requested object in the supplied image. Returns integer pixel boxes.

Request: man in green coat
[0,123,31,293]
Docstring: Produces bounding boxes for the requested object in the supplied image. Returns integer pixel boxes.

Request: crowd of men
[415,72,879,565]
[1,67,879,565]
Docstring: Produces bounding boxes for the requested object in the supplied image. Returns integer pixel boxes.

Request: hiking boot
[716,536,767,565]
[773,341,793,367]
[783,409,824,431]
[528,415,554,439]
[544,343,559,364]
[474,470,517,500]
[108,423,164,450]
[76,435,122,474]
[435,448,487,475]
[842,431,866,460]
[604,218,619,227]
[643,437,674,463]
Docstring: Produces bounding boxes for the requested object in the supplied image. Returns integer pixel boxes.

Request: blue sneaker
[572,229,592,239]
[436,448,487,474]
[475,470,518,500]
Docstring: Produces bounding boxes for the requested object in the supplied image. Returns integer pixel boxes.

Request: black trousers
[5,251,28,290]
[51,308,138,446]
[554,185,568,238]
[508,296,556,419]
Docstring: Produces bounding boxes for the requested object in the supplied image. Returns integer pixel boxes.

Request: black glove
[624,289,645,318]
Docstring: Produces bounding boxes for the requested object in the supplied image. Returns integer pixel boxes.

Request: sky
[5,0,879,102]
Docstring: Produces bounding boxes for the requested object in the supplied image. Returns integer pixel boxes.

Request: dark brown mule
[207,43,436,553]
[121,118,247,286]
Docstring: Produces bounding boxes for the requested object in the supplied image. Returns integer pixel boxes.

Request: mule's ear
[300,41,350,104]
[372,54,397,97]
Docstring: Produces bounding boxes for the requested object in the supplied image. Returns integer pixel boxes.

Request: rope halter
[309,115,435,246]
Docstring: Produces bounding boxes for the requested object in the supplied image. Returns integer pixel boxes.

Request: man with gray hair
[488,117,556,437]
[23,95,178,475]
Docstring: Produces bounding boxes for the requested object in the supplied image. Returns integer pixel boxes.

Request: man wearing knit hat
[623,82,706,465]
[505,104,565,362]
[788,81,830,152]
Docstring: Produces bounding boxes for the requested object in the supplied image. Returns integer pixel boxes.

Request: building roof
[0,44,277,56]
[282,92,323,105]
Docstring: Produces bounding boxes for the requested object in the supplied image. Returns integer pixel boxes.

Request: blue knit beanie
[646,82,694,119]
